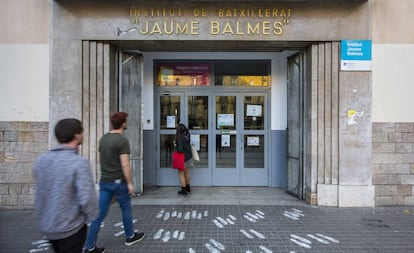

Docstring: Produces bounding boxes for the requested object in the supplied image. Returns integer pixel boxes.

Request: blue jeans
[84,181,134,249]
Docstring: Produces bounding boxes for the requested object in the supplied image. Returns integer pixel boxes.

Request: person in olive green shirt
[84,112,145,253]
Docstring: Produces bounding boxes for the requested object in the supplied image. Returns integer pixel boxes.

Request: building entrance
[155,60,270,187]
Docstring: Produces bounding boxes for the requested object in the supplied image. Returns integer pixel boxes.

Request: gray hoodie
[33,145,98,240]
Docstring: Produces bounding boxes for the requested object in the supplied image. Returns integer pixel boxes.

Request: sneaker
[84,246,105,253]
[125,232,145,246]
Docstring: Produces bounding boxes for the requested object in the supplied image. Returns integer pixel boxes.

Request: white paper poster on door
[217,114,234,127]
[246,105,262,117]
[221,135,230,147]
[191,134,200,150]
[166,116,176,128]
[247,136,260,146]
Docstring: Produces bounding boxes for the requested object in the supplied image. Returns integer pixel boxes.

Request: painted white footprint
[307,234,329,244]
[205,243,221,253]
[249,229,266,239]
[178,231,185,240]
[213,219,224,228]
[240,229,254,239]
[290,238,311,249]
[316,233,340,243]
[259,245,273,253]
[172,230,179,239]
[210,239,225,250]
[161,231,171,243]
[153,229,164,240]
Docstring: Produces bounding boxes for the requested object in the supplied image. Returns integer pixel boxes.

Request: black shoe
[186,184,191,193]
[125,232,145,246]
[84,246,105,253]
[178,189,187,196]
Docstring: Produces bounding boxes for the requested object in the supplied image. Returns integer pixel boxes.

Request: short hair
[111,112,128,129]
[54,118,83,144]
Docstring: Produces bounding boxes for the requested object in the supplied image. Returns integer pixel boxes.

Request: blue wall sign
[340,40,372,71]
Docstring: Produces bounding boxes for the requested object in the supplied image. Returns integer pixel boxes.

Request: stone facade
[372,122,414,206]
[0,122,48,209]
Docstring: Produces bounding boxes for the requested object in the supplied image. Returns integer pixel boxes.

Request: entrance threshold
[131,187,307,206]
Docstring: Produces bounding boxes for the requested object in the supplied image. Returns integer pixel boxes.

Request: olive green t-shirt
[99,132,130,182]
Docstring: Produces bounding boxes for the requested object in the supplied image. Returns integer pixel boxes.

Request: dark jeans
[50,225,87,253]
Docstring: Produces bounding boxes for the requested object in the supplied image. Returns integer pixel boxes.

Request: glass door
[158,93,183,185]
[187,95,211,186]
[213,93,267,186]
[241,94,267,186]
[157,92,213,186]
[213,95,239,185]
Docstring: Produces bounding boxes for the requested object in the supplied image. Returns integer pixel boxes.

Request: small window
[156,62,210,86]
[214,60,270,87]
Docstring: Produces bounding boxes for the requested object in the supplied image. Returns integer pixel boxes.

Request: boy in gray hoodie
[33,118,98,253]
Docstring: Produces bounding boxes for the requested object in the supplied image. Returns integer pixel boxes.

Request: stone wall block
[372,122,395,133]
[372,132,388,142]
[397,185,412,196]
[375,185,398,196]
[375,196,405,206]
[9,184,22,194]
[372,174,401,185]
[4,132,17,142]
[18,152,39,163]
[395,123,414,133]
[404,196,414,205]
[396,143,413,153]
[19,194,34,206]
[0,122,11,131]
[372,143,395,153]
[0,143,8,152]
[31,142,48,153]
[401,175,414,185]
[388,132,402,143]
[0,195,18,205]
[0,173,31,184]
[0,184,8,194]
[401,133,414,142]
[18,131,34,142]
[375,196,392,206]
[33,131,49,142]
[22,184,36,195]
[402,154,414,163]
[0,151,4,162]
[4,152,18,162]
[371,153,402,164]
[411,164,414,174]
[372,163,410,174]
[31,122,49,131]
[10,122,32,131]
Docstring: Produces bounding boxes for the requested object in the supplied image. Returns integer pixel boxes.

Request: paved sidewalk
[1,204,414,253]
